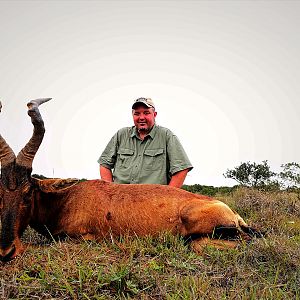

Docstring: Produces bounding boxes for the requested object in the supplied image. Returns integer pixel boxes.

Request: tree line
[183,161,300,196]
[224,161,300,190]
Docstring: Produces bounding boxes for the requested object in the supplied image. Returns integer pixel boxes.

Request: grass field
[1,188,299,299]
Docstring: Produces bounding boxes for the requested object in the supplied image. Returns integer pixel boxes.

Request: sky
[0,1,299,186]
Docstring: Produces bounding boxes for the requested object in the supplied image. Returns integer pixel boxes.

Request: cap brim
[132,101,153,109]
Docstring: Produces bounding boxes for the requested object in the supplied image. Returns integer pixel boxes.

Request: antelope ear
[31,177,80,192]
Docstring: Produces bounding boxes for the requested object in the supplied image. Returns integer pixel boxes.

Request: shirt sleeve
[166,131,193,175]
[97,131,119,169]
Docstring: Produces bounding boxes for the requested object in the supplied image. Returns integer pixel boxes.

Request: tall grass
[1,188,299,299]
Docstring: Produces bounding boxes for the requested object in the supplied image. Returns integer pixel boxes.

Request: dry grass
[1,188,300,299]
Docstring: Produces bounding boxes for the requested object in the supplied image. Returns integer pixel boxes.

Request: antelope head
[0,98,51,261]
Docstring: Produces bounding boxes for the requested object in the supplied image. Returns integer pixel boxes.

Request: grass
[1,188,300,299]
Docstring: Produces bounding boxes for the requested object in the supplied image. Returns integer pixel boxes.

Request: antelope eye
[22,186,33,205]
[24,192,31,201]
[0,190,3,209]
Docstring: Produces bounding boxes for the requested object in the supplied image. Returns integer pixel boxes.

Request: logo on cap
[132,98,155,109]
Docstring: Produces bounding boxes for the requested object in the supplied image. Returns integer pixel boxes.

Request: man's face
[132,105,157,133]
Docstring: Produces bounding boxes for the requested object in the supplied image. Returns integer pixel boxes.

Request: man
[98,97,193,188]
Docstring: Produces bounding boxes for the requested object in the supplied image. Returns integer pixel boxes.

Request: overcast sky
[0,1,299,186]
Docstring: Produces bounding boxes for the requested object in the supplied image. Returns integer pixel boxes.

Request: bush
[182,184,237,196]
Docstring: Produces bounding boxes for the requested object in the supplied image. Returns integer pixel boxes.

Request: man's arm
[98,130,120,181]
[168,169,189,188]
[100,165,113,182]
[165,130,193,188]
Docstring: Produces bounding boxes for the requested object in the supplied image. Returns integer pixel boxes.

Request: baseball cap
[132,97,155,109]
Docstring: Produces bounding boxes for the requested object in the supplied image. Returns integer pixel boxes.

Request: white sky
[0,1,299,186]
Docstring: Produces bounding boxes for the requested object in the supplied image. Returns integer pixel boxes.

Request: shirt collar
[131,124,158,139]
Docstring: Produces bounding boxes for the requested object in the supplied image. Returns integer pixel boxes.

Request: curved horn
[16,98,52,168]
[0,101,16,167]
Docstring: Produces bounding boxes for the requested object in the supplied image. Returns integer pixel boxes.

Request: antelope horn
[16,98,52,168]
[0,101,16,167]
[27,98,51,110]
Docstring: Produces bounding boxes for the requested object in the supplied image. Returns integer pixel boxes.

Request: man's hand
[100,166,113,182]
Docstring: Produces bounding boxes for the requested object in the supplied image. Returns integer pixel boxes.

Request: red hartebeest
[0,99,260,261]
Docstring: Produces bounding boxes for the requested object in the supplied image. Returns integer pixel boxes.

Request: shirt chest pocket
[116,148,134,169]
[143,148,165,171]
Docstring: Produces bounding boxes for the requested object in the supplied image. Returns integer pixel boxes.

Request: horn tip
[27,98,52,108]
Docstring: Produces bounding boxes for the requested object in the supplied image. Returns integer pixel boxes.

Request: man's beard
[138,127,150,134]
[137,123,155,134]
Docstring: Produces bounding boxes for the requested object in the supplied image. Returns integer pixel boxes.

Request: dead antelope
[0,99,260,261]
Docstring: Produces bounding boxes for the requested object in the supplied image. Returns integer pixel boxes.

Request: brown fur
[0,177,259,261]
[0,99,260,261]
[29,180,255,249]
[31,179,223,237]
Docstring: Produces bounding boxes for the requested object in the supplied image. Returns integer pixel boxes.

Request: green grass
[1,188,300,299]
